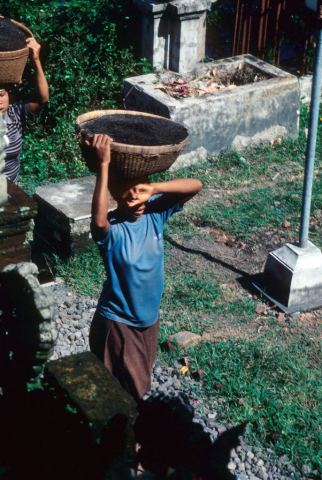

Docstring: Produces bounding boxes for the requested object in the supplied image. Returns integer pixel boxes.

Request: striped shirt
[3,102,34,183]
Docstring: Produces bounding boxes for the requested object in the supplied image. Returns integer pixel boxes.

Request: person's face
[113,177,151,220]
[0,90,9,116]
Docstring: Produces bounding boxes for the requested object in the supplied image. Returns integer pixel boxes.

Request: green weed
[183,336,322,471]
[53,246,105,298]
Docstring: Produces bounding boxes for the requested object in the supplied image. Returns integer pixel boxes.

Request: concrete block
[124,54,300,158]
[33,176,117,258]
[255,241,322,313]
[0,180,37,271]
[299,75,314,104]
[169,146,208,171]
[45,352,137,447]
[298,74,322,104]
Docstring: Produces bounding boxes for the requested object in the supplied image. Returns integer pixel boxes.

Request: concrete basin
[124,54,300,169]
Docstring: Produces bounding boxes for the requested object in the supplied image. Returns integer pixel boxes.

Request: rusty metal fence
[232,0,314,74]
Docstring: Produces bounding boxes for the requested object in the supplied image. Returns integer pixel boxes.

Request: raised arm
[150,178,202,206]
[87,134,113,241]
[26,38,49,114]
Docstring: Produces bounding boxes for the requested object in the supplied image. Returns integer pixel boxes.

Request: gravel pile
[47,281,96,360]
[47,280,312,480]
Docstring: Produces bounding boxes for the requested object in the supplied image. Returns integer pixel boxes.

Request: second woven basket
[0,17,33,84]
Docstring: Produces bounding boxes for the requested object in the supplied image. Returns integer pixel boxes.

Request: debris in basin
[0,17,30,52]
[80,113,188,146]
[156,63,270,99]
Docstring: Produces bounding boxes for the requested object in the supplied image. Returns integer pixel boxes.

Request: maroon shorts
[89,311,159,402]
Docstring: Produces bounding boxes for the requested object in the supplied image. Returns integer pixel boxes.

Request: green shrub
[1,0,152,189]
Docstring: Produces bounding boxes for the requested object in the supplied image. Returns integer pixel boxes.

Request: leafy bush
[0,0,152,189]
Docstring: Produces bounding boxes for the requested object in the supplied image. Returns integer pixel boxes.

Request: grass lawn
[52,103,322,472]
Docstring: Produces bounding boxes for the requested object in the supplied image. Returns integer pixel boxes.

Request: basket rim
[75,109,189,154]
[0,16,33,57]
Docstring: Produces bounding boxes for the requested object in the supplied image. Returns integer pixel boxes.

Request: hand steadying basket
[0,17,33,84]
[75,110,189,179]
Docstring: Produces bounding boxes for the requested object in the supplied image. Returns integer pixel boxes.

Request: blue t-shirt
[92,194,183,328]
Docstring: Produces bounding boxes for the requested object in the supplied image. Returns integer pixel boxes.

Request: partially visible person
[0,37,49,183]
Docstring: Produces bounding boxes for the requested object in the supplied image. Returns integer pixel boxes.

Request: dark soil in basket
[0,17,30,52]
[80,114,189,146]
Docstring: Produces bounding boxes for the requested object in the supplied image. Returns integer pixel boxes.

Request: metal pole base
[253,241,322,314]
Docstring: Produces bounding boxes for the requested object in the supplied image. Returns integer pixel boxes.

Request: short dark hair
[108,174,150,200]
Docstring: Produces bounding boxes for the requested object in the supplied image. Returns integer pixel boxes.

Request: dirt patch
[165,231,268,281]
[202,315,322,344]
[165,189,322,341]
[79,114,189,146]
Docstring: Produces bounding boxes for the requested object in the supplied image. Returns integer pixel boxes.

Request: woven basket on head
[75,110,189,179]
[0,17,32,84]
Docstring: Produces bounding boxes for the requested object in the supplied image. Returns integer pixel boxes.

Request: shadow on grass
[164,233,262,292]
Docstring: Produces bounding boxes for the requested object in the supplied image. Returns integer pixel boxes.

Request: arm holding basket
[88,134,113,241]
[26,37,49,114]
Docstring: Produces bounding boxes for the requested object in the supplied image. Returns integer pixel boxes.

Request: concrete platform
[33,176,117,258]
[254,241,322,313]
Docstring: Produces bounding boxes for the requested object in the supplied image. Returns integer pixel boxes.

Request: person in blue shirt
[87,134,202,401]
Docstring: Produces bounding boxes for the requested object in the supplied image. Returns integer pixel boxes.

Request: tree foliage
[0,0,152,187]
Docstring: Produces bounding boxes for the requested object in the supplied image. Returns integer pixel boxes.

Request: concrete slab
[34,176,101,221]
[254,241,322,313]
[33,176,117,258]
[124,54,300,160]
